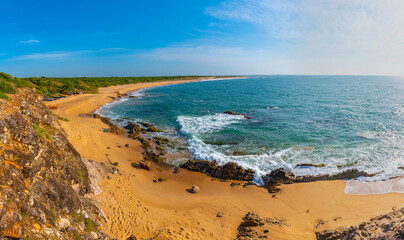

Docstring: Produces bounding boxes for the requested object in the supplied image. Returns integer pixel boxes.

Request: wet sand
[47,77,404,239]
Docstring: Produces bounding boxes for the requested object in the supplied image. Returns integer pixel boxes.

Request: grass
[58,116,70,122]
[77,169,84,181]
[84,218,98,232]
[33,124,53,141]
[0,92,10,100]
[72,212,84,223]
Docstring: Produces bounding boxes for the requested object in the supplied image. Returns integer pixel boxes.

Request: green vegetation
[33,124,53,141]
[72,212,84,223]
[77,169,84,181]
[58,116,70,122]
[0,72,203,100]
[84,218,98,232]
[0,92,11,100]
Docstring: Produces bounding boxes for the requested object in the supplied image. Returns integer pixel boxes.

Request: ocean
[97,75,404,183]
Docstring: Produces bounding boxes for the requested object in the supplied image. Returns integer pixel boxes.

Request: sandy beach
[47,78,404,240]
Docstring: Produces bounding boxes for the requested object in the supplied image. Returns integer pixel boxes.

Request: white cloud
[13,52,73,60]
[206,0,297,39]
[206,0,404,75]
[18,39,40,44]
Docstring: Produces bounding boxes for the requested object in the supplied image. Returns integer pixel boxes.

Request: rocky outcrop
[0,89,108,239]
[261,168,374,193]
[316,207,404,240]
[236,212,288,239]
[93,114,124,135]
[124,122,145,137]
[181,160,254,181]
[261,168,296,193]
[296,169,374,182]
[223,111,251,119]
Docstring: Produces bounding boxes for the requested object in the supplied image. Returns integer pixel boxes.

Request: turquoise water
[98,76,404,181]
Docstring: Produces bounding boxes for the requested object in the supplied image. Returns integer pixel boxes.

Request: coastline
[47,77,404,239]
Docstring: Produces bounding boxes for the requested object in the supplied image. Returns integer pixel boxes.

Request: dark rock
[223,111,252,119]
[217,212,224,217]
[93,114,124,135]
[139,160,151,171]
[126,235,138,240]
[243,181,258,187]
[181,160,254,181]
[296,168,374,182]
[125,144,129,147]
[261,168,296,193]
[125,122,144,137]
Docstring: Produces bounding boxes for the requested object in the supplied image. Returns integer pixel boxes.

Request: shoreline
[47,77,404,239]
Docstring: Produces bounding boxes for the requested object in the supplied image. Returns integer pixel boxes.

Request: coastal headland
[47,77,404,239]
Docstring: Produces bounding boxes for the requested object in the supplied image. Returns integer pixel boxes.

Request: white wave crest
[177,113,245,134]
[186,136,296,182]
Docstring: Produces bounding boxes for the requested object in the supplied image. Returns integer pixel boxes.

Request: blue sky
[1,0,404,77]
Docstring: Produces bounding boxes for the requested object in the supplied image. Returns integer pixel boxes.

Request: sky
[1,0,404,77]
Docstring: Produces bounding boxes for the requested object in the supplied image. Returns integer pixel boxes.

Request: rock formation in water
[223,111,252,119]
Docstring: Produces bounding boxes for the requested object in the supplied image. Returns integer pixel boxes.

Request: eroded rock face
[181,160,254,181]
[316,207,404,240]
[0,89,108,239]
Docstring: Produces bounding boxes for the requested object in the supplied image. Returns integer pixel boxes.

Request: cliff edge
[0,88,108,239]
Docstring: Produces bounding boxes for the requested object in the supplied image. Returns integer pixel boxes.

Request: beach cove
[47,77,404,240]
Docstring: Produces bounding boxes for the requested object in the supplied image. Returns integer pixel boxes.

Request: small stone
[191,185,200,193]
[139,160,151,171]
[125,144,130,147]
[230,182,240,187]
[217,212,224,217]
[173,167,180,173]
[112,162,119,166]
[117,145,122,148]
